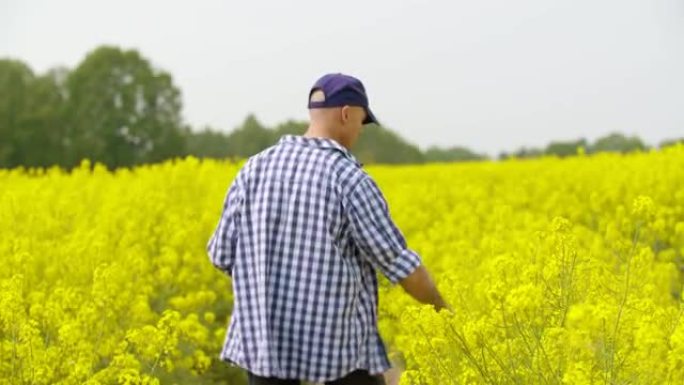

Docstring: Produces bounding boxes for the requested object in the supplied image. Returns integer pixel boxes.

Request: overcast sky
[2,0,683,156]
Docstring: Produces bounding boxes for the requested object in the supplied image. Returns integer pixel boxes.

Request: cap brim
[363,108,379,125]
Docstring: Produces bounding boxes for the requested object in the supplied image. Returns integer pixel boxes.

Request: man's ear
[340,105,350,124]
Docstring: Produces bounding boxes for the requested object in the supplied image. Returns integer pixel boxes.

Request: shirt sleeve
[344,175,422,285]
[207,173,243,277]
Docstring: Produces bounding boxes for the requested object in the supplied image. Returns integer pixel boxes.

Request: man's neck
[303,126,350,150]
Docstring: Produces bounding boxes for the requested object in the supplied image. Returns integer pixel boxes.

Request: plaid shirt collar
[278,134,363,167]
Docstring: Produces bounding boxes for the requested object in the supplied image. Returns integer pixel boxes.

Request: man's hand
[398,265,452,313]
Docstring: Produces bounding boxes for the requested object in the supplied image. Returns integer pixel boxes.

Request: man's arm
[207,173,244,276]
[344,174,452,313]
[398,264,452,313]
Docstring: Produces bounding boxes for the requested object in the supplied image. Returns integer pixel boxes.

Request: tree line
[1,45,681,170]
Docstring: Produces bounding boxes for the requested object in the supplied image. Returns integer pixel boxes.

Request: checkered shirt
[206,134,422,383]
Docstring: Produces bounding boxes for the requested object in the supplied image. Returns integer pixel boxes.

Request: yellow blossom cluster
[1,158,241,384]
[375,146,684,385]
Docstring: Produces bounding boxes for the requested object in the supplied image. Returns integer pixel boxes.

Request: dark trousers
[247,369,387,385]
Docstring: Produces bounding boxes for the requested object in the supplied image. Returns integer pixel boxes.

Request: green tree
[21,68,70,167]
[424,145,487,162]
[589,132,647,154]
[352,124,424,164]
[544,138,588,157]
[271,119,307,138]
[65,45,186,168]
[224,114,273,158]
[0,59,34,167]
[659,137,684,149]
[0,60,68,168]
[186,126,234,159]
[499,146,543,160]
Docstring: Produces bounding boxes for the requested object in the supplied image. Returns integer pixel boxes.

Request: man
[207,73,450,385]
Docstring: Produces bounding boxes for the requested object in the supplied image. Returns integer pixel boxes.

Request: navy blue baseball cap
[307,73,379,125]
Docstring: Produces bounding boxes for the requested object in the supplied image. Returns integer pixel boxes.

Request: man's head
[305,73,378,150]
